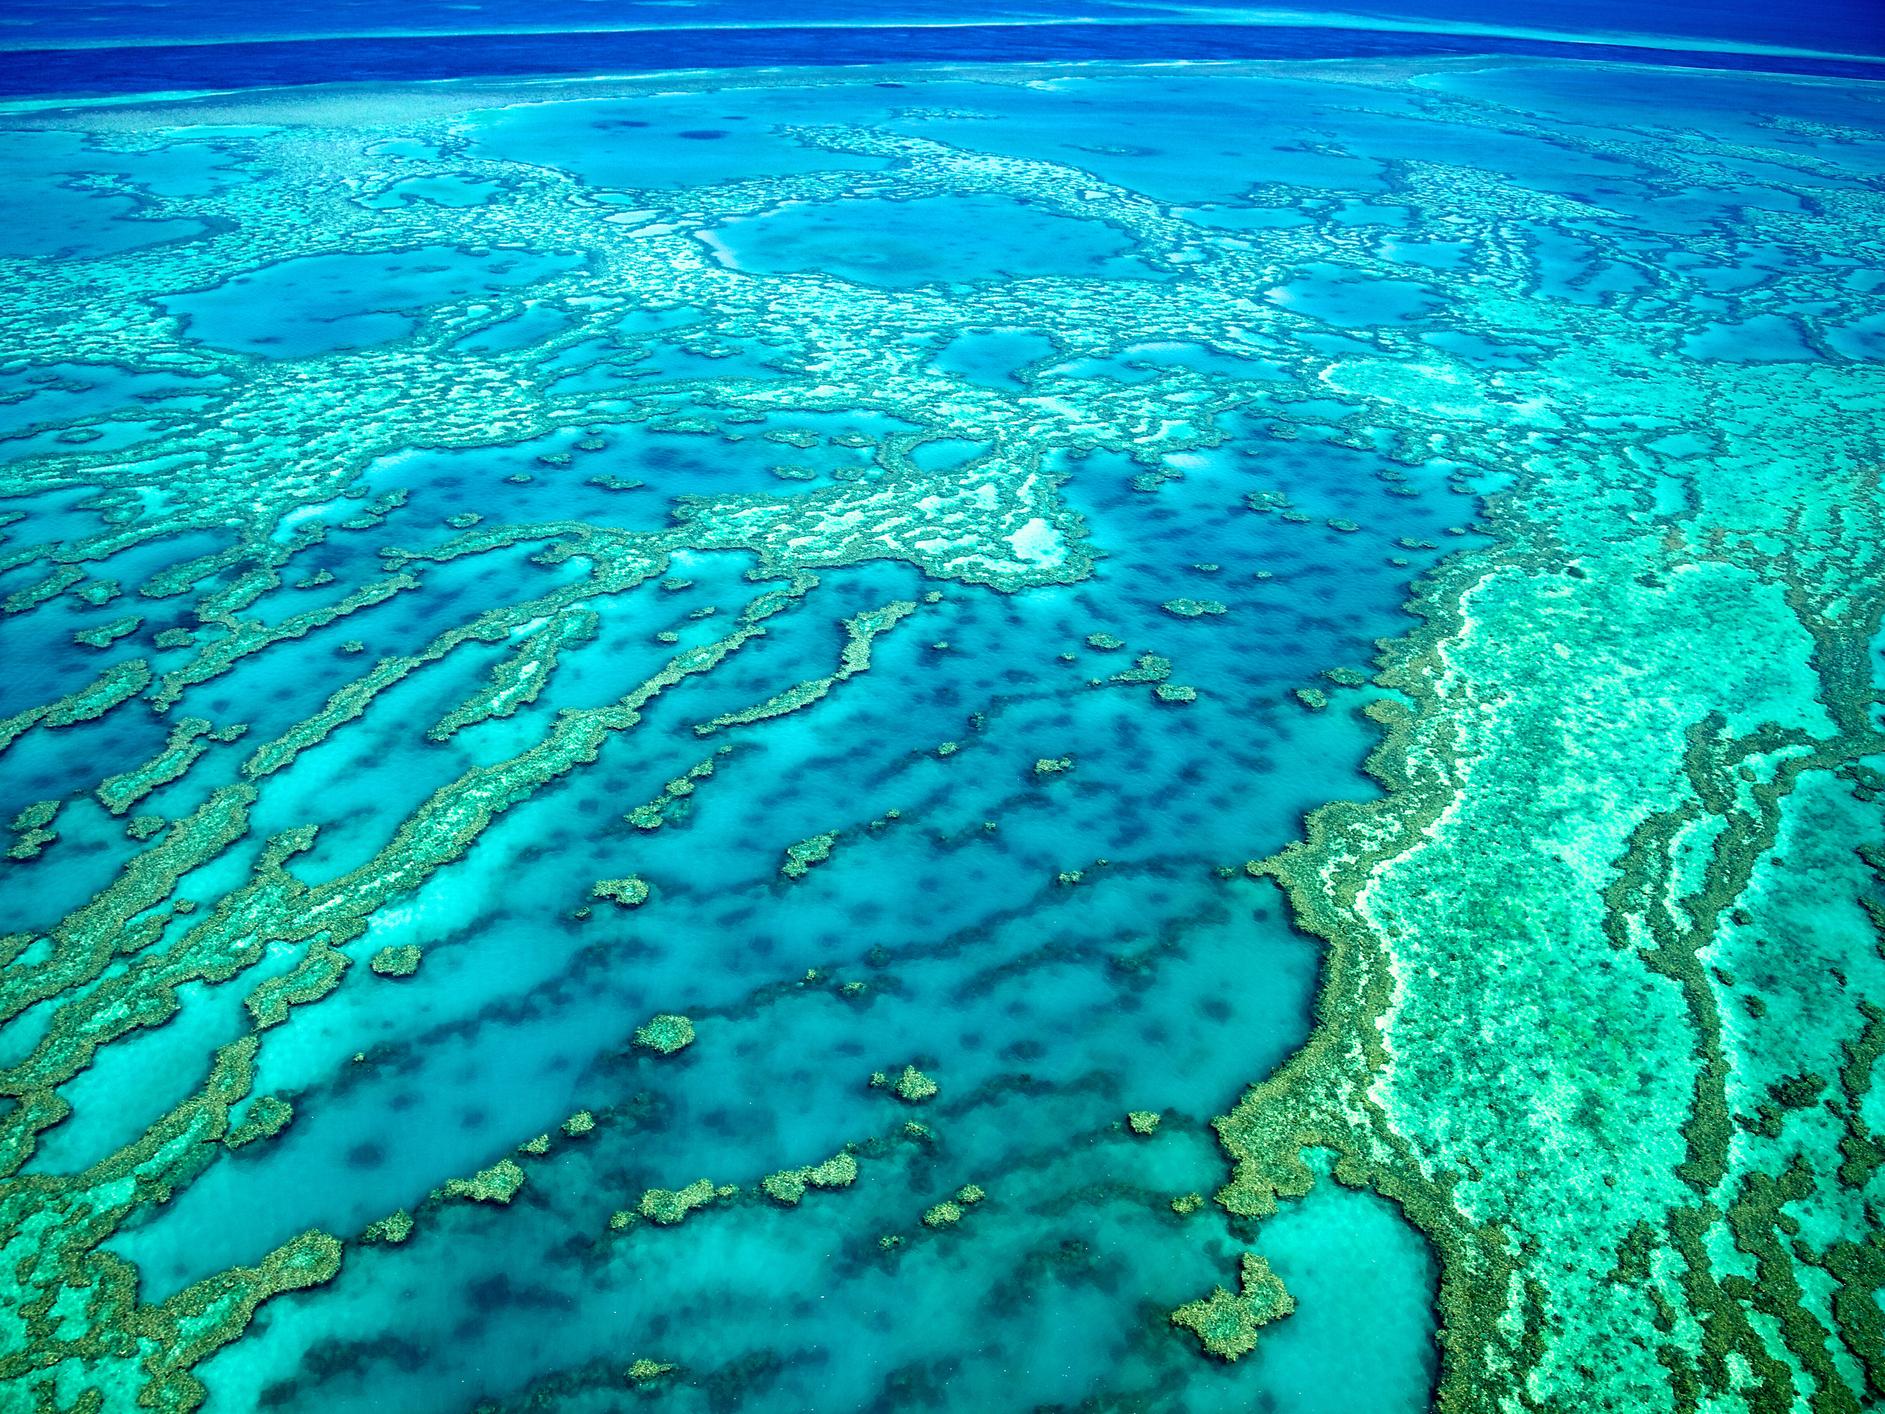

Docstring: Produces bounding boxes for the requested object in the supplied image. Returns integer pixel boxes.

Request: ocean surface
[1,7,1882,1414]
[1,0,1883,97]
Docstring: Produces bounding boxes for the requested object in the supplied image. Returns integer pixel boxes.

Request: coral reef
[438,1159,527,1205]
[638,1178,719,1226]
[781,831,840,879]
[361,1211,415,1246]
[369,944,423,978]
[633,1014,696,1055]
[1170,1253,1295,1361]
[761,1150,860,1206]
[593,876,651,908]
[872,1065,938,1103]
[0,48,1878,1414]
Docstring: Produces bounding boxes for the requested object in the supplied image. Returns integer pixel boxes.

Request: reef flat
[0,50,1881,1414]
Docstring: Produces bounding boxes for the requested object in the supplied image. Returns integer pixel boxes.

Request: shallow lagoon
[706,192,1163,288]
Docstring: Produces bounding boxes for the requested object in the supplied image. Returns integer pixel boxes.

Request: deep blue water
[1,4,1881,98]
[2,0,1882,54]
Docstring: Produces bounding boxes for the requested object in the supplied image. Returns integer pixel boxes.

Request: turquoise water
[707,193,1165,288]
[161,247,588,357]
[0,37,1881,1414]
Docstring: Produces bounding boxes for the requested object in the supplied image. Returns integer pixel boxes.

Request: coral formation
[369,944,423,978]
[761,1150,860,1206]
[361,1211,415,1245]
[638,1178,719,1226]
[593,876,651,907]
[876,1065,938,1103]
[781,831,840,879]
[439,1159,528,1205]
[633,1014,696,1055]
[1169,1253,1295,1361]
